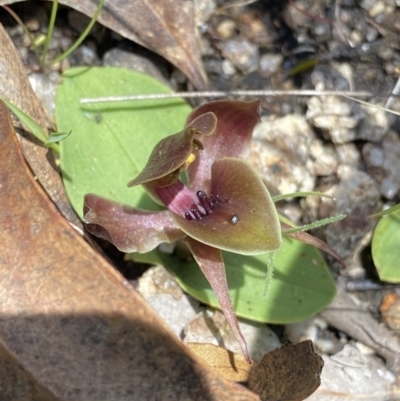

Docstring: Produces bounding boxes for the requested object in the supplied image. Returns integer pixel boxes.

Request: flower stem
[41,0,58,67]
[51,0,105,65]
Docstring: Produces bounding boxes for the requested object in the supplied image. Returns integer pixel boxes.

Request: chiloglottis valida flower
[83,100,343,363]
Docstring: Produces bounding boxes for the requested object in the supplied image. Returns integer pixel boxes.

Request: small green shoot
[1,0,106,158]
[0,96,60,153]
[46,131,71,144]
[3,0,105,70]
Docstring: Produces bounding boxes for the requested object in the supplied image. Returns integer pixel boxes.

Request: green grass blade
[273,191,334,202]
[1,5,41,63]
[0,97,60,152]
[281,214,346,234]
[370,203,400,218]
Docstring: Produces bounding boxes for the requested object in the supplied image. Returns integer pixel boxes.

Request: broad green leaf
[371,208,400,283]
[56,67,191,218]
[131,237,336,324]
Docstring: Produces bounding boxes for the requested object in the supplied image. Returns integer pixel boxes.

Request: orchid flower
[83,100,343,363]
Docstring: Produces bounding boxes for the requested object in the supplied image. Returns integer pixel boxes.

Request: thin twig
[80,90,374,104]
[215,0,259,14]
[344,95,400,117]
[385,76,400,109]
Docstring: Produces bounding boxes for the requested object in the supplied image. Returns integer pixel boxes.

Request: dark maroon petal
[172,158,282,255]
[184,237,251,364]
[281,223,345,268]
[186,100,260,192]
[127,112,217,188]
[84,194,184,253]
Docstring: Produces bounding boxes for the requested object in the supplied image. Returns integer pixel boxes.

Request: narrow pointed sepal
[281,223,345,268]
[84,194,184,253]
[185,237,252,364]
[172,158,282,255]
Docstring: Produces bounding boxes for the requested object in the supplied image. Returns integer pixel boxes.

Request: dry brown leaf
[0,345,61,401]
[0,0,208,89]
[0,101,258,400]
[70,0,208,89]
[186,342,252,382]
[248,340,323,401]
[380,293,400,333]
[0,23,80,226]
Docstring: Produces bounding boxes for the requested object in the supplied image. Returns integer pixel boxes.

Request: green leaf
[45,131,71,144]
[142,237,336,324]
[0,96,48,144]
[371,208,400,283]
[55,67,191,218]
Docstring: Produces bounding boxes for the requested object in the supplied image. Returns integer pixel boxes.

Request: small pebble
[248,114,317,195]
[221,59,236,76]
[28,71,60,118]
[103,47,168,84]
[136,266,201,337]
[221,38,259,73]
[194,0,216,26]
[306,96,359,144]
[368,0,385,17]
[216,19,236,40]
[324,166,381,261]
[259,53,283,77]
[363,131,400,199]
